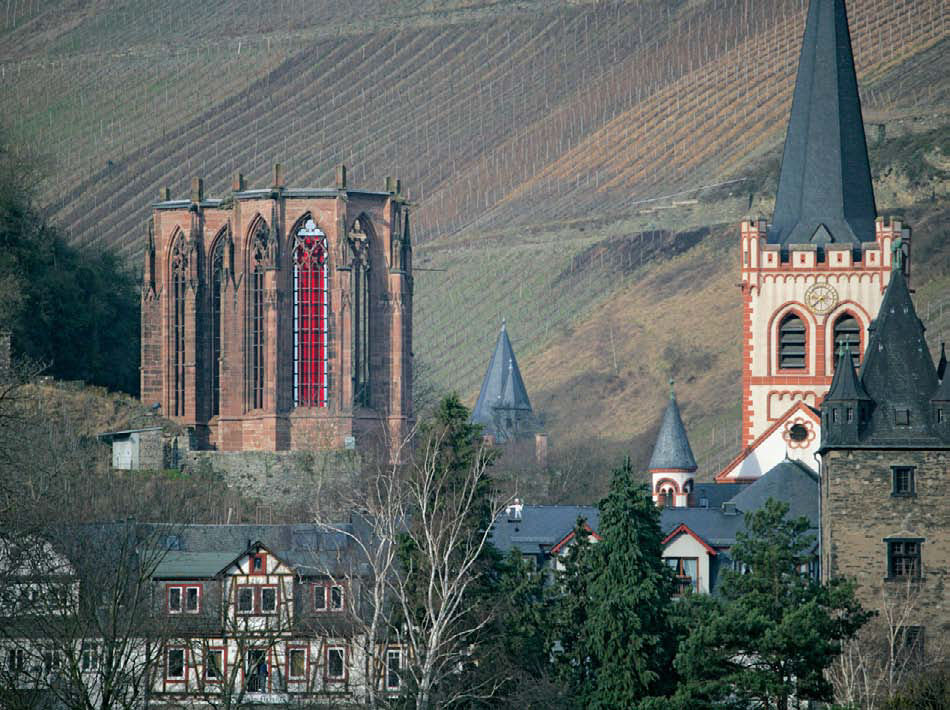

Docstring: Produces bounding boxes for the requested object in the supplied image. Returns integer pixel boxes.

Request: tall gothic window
[293,218,328,408]
[833,314,861,368]
[170,233,187,416]
[350,218,371,407]
[779,313,806,370]
[210,237,225,416]
[249,222,268,410]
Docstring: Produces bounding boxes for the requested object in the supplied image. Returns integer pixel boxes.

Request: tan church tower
[140,166,413,453]
[738,0,908,448]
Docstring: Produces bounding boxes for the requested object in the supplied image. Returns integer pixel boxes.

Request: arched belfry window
[779,313,807,370]
[293,218,328,408]
[248,220,268,410]
[833,314,861,369]
[349,217,371,407]
[210,236,225,416]
[170,232,187,416]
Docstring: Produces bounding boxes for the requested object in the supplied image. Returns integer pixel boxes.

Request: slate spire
[937,342,947,382]
[768,0,876,249]
[825,343,870,402]
[858,267,940,443]
[647,382,697,472]
[471,321,534,443]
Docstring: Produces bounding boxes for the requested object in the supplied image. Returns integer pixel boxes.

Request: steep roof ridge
[859,266,940,442]
[768,0,876,249]
[471,321,534,438]
[825,343,871,401]
[648,383,698,472]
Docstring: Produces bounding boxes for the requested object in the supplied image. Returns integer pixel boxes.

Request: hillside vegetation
[2,0,948,495]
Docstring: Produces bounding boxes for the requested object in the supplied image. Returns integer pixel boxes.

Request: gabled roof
[857,267,942,445]
[768,0,876,249]
[550,523,602,556]
[729,459,819,528]
[662,523,718,556]
[825,344,870,401]
[648,389,697,472]
[152,551,240,579]
[660,508,746,548]
[489,505,598,557]
[472,322,534,442]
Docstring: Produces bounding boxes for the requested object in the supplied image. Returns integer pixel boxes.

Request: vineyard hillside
[2,0,948,496]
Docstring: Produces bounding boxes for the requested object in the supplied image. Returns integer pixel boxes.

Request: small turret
[932,347,950,436]
[649,380,697,508]
[821,344,872,446]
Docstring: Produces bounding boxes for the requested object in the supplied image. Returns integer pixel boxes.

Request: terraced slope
[2,0,947,485]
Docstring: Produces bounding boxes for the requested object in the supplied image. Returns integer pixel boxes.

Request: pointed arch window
[779,314,806,370]
[170,233,187,416]
[248,221,268,410]
[210,237,225,416]
[293,218,328,408]
[833,314,861,369]
[350,217,371,408]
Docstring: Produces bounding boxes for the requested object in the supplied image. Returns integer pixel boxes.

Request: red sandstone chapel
[141,166,413,452]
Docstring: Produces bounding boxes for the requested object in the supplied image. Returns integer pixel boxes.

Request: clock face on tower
[804,283,838,315]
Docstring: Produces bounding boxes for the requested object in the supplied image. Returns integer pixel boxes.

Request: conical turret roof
[937,342,947,382]
[768,0,876,248]
[825,344,870,402]
[472,322,534,442]
[858,267,940,443]
[648,385,697,472]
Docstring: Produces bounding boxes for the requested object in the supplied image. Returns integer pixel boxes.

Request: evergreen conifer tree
[580,458,676,707]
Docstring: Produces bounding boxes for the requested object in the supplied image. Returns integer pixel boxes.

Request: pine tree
[672,499,871,709]
[581,458,676,708]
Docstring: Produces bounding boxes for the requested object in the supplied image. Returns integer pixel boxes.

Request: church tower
[739,0,908,446]
[471,322,536,444]
[649,383,697,508]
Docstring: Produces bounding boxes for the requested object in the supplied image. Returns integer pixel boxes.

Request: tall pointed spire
[825,344,870,402]
[647,383,697,472]
[471,321,535,443]
[768,0,876,249]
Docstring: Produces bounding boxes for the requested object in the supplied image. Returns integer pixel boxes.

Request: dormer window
[314,582,345,612]
[251,554,266,573]
[167,584,201,614]
[895,409,911,426]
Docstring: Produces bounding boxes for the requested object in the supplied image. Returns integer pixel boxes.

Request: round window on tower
[789,423,809,442]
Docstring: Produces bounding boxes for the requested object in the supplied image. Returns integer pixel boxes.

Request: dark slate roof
[825,344,871,401]
[768,0,876,249]
[153,552,239,579]
[931,354,950,402]
[729,460,819,528]
[857,268,944,446]
[648,391,697,471]
[489,505,598,557]
[660,508,745,548]
[692,483,747,509]
[472,322,535,442]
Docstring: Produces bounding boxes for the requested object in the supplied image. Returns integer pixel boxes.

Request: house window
[81,642,99,671]
[833,314,861,368]
[210,236,225,417]
[260,586,278,614]
[887,539,922,579]
[167,584,201,613]
[898,626,925,661]
[314,582,345,612]
[386,649,402,690]
[166,648,185,680]
[938,408,945,424]
[895,409,911,426]
[248,220,268,410]
[237,586,254,614]
[251,554,265,572]
[779,314,806,369]
[7,649,24,674]
[846,407,854,423]
[171,232,187,416]
[665,557,698,596]
[293,218,329,408]
[246,649,268,693]
[42,649,62,674]
[892,467,916,497]
[326,646,346,681]
[288,648,307,679]
[205,648,224,681]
